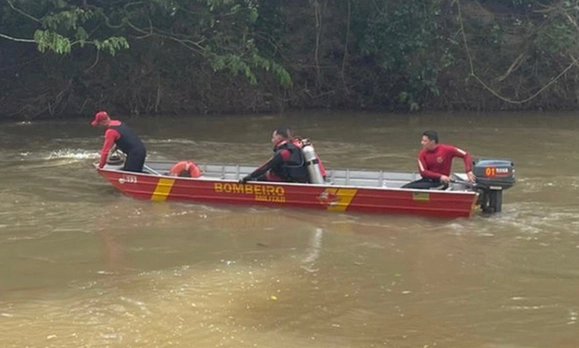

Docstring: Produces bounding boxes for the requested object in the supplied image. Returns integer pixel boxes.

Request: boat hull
[97,167,478,219]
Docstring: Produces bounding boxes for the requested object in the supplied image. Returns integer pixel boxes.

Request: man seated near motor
[402,130,476,189]
[240,127,310,183]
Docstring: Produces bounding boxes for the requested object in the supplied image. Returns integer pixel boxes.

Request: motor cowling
[473,159,515,213]
[300,139,325,184]
[474,159,515,190]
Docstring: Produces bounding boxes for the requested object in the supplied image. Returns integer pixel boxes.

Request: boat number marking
[119,175,138,184]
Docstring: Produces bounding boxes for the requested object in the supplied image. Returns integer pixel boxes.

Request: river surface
[1,111,578,347]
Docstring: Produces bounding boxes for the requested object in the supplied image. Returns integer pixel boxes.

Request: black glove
[239,175,252,184]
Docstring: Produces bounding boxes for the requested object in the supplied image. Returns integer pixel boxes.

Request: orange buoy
[169,161,202,178]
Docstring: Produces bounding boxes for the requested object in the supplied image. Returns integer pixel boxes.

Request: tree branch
[6,0,42,23]
[0,32,36,43]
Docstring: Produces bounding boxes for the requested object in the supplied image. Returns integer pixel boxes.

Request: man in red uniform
[240,127,310,183]
[402,130,476,189]
[91,111,147,172]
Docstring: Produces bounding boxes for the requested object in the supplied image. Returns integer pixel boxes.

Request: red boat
[96,159,515,219]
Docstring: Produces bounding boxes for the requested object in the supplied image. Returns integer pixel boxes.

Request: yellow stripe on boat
[151,178,176,202]
[327,188,358,212]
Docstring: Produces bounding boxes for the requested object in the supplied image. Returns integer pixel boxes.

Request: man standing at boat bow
[402,130,476,189]
[91,111,147,172]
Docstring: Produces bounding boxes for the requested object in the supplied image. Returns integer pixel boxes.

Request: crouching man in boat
[91,111,147,172]
[402,130,476,189]
[240,127,310,183]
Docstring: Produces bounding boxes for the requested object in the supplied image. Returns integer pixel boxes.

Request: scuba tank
[300,138,325,184]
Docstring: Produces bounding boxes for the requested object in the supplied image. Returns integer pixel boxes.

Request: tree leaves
[34,29,71,54]
[3,0,290,86]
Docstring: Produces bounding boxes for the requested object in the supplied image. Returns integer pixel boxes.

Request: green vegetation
[1,0,578,119]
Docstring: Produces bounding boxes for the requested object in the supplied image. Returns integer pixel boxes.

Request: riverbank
[2,1,578,121]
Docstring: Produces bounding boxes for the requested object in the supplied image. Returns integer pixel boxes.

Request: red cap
[91,111,110,127]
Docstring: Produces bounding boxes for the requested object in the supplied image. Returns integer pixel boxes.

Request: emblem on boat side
[318,188,358,212]
[412,192,430,202]
[118,175,138,184]
[318,191,340,206]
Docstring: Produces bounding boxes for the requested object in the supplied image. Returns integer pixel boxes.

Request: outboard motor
[300,139,325,184]
[473,159,515,213]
